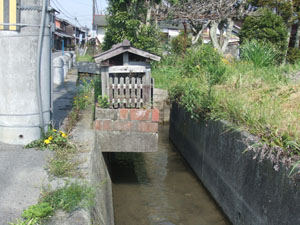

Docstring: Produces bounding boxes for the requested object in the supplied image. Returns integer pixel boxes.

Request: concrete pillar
[0,0,52,145]
[61,56,69,78]
[53,57,64,85]
[68,52,74,68]
[73,54,77,67]
[65,53,72,69]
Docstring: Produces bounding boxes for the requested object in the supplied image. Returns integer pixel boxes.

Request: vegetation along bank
[152,42,300,175]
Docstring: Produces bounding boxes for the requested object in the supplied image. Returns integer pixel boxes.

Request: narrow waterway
[110,125,231,225]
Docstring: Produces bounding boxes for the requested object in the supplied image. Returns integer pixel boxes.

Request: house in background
[93,15,107,45]
[91,15,241,57]
[158,21,184,38]
[92,15,185,44]
[53,17,73,51]
[53,17,89,51]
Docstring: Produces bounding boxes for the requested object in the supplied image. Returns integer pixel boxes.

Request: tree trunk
[192,21,210,45]
[209,21,222,53]
[221,18,234,53]
[154,3,159,25]
[146,0,152,26]
[295,22,300,48]
[283,25,292,64]
[183,22,187,54]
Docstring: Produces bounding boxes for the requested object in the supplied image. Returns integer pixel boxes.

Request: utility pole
[92,0,95,30]
[0,0,52,144]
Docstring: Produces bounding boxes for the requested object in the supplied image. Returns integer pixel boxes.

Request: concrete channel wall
[48,108,114,225]
[77,62,100,74]
[170,103,300,225]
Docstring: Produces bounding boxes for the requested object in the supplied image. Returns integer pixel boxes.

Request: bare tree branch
[157,0,250,53]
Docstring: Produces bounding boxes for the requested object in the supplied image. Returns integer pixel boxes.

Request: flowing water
[110,125,231,225]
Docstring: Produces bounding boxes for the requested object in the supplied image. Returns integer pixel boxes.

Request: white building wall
[96,26,106,43]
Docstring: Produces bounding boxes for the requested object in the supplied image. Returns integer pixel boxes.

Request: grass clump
[76,54,94,62]
[42,182,94,213]
[240,40,280,68]
[151,54,183,90]
[10,183,94,225]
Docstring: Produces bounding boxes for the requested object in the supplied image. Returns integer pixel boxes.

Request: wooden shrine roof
[94,40,161,64]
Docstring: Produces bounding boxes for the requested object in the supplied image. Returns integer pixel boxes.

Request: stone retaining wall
[170,103,300,225]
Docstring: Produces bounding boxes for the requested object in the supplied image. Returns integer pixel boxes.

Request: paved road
[0,143,51,224]
[0,72,78,224]
[52,72,78,129]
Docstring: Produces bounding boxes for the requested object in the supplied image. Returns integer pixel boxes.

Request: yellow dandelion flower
[44,139,51,145]
[85,96,88,98]
[61,133,68,138]
[48,136,53,141]
[52,129,57,132]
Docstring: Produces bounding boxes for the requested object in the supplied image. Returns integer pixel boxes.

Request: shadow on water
[109,125,231,225]
[111,152,150,184]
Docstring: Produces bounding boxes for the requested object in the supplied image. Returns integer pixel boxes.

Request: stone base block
[96,131,158,152]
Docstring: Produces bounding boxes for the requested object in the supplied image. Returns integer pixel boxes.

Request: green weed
[22,203,54,221]
[42,182,94,213]
[240,40,280,68]
[76,54,94,62]
[10,183,94,225]
[97,95,110,108]
[9,218,39,225]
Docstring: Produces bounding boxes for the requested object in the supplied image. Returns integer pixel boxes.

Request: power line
[95,0,99,15]
[52,0,74,18]
[75,17,84,28]
[51,0,74,19]
[51,0,87,28]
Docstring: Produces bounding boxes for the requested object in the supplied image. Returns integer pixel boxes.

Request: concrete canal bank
[110,125,230,225]
[169,103,300,225]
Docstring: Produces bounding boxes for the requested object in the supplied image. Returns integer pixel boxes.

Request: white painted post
[61,56,69,78]
[65,53,72,69]
[73,54,77,67]
[53,57,64,85]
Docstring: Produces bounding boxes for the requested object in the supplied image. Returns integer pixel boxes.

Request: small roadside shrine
[94,40,161,109]
[93,40,161,153]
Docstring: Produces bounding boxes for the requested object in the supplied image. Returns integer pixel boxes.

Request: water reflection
[111,125,231,225]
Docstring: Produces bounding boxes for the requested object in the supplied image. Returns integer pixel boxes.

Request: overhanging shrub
[183,44,227,86]
[170,32,192,55]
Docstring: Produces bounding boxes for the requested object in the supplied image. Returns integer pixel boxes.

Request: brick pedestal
[95,108,159,152]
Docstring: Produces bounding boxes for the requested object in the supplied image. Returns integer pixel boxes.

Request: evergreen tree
[239,8,288,61]
[102,0,161,53]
